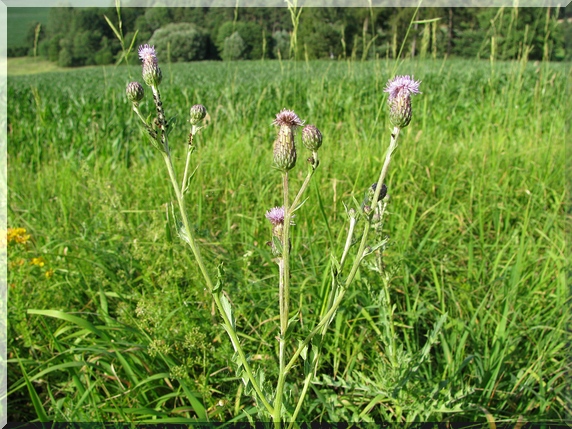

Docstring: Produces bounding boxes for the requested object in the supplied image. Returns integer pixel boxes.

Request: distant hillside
[8,7,50,49]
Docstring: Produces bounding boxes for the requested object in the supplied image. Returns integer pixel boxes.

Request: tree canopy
[10,6,570,64]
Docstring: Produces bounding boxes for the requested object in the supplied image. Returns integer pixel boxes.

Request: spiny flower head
[272,109,303,171]
[301,124,322,152]
[383,75,421,101]
[126,81,145,104]
[190,104,207,125]
[272,109,304,128]
[138,44,158,65]
[265,206,286,226]
[384,75,421,128]
[265,206,295,250]
[138,44,162,87]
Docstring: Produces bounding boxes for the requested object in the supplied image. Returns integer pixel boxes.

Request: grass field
[6,57,571,423]
[7,57,75,76]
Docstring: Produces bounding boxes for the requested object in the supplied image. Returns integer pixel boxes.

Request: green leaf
[103,14,122,43]
[220,293,235,330]
[272,236,283,255]
[213,263,225,294]
[13,349,50,422]
[151,136,167,153]
[330,254,341,277]
[299,340,308,360]
[178,379,208,421]
[28,309,109,341]
[127,29,139,53]
[285,313,299,339]
[165,115,178,137]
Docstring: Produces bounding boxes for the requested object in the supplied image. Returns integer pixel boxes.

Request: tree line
[10,6,571,65]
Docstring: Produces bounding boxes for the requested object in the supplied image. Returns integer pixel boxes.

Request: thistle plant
[125,45,421,424]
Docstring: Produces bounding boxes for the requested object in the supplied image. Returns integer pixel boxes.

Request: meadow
[6,56,570,423]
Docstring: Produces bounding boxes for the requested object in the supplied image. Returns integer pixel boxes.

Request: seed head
[384,75,421,129]
[190,104,207,125]
[126,82,144,104]
[301,125,322,152]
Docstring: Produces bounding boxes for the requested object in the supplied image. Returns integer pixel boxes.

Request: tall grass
[6,57,570,422]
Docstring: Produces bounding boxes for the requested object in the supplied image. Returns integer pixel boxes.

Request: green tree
[148,23,208,62]
[216,20,269,59]
[222,31,247,61]
[144,7,172,32]
[298,8,346,59]
[272,30,290,59]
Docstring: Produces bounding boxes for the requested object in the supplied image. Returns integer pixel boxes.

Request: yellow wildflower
[45,269,54,279]
[7,228,31,245]
[30,257,45,267]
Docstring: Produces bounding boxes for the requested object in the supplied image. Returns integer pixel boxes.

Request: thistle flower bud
[272,109,303,172]
[142,60,162,87]
[190,104,207,125]
[273,127,297,171]
[139,44,162,87]
[384,75,421,129]
[126,82,144,104]
[301,124,322,152]
[389,95,412,128]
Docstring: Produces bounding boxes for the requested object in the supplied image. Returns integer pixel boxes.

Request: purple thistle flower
[138,44,162,87]
[272,109,304,128]
[138,44,157,65]
[265,206,285,226]
[384,75,421,101]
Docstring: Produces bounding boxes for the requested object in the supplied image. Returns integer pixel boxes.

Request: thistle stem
[274,171,291,425]
[151,86,274,417]
[288,370,313,428]
[290,160,318,214]
[284,126,401,376]
[181,132,194,192]
[132,104,148,126]
[339,215,358,271]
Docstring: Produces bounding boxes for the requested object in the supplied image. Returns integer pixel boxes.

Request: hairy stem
[181,131,194,192]
[290,159,318,214]
[274,171,291,425]
[284,126,401,376]
[151,86,273,417]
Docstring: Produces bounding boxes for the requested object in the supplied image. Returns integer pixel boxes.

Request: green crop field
[6,56,571,423]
